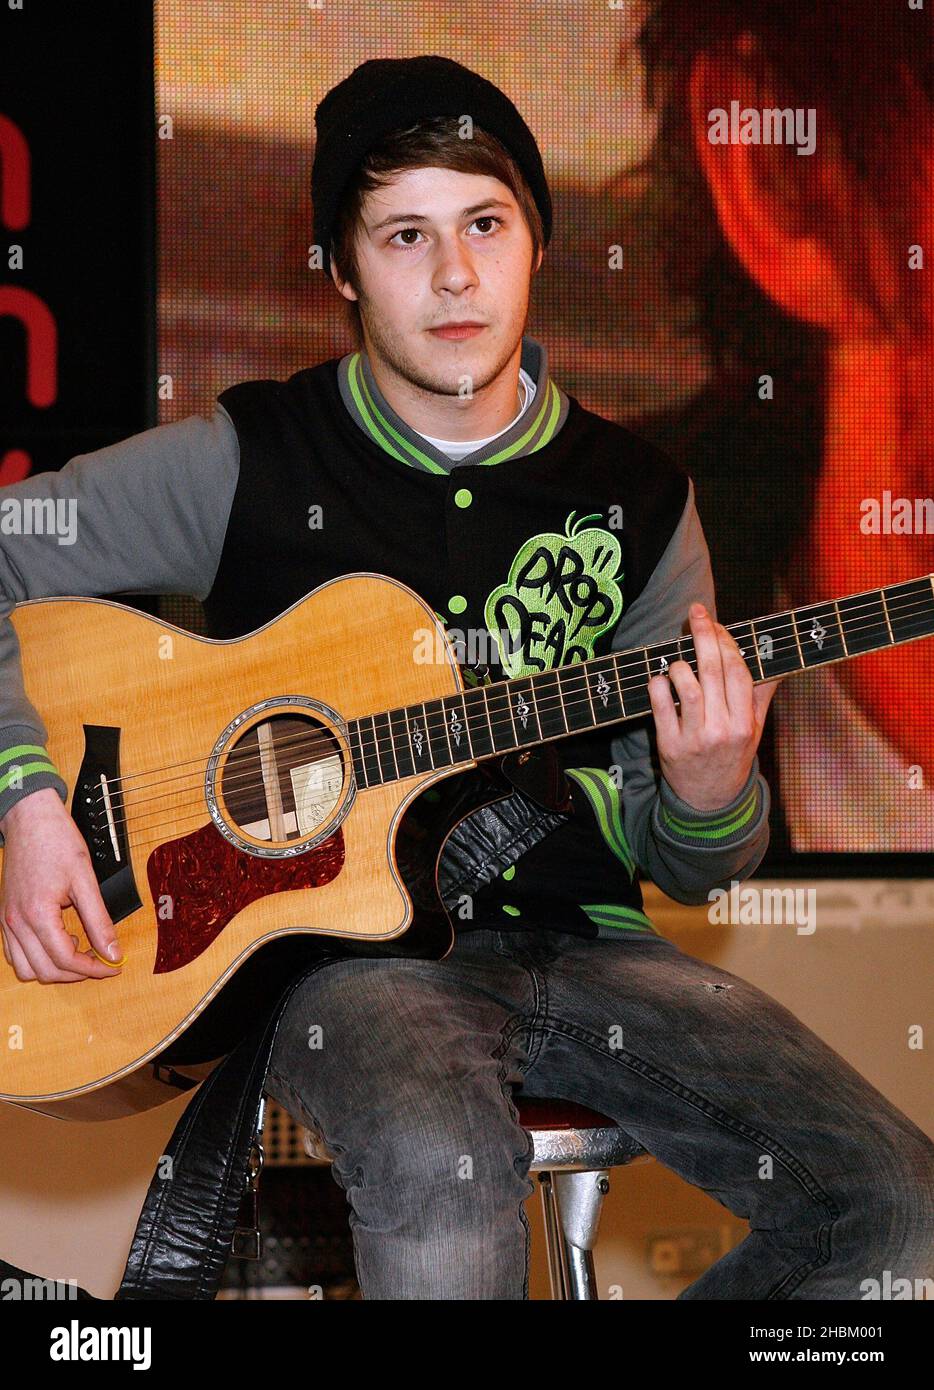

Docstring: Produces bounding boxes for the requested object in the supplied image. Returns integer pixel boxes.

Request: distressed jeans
[264,926,934,1299]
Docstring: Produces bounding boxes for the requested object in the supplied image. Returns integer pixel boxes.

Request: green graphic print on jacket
[480,511,658,937]
[483,510,624,677]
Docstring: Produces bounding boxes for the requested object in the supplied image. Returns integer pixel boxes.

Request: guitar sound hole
[220,713,345,845]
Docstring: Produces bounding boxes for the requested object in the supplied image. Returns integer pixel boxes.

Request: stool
[298,1094,652,1300]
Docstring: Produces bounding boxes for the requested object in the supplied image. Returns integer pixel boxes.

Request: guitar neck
[349,574,934,788]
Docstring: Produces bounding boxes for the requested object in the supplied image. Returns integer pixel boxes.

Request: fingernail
[92,944,126,967]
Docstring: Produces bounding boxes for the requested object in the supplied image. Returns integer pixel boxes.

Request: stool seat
[514,1095,649,1172]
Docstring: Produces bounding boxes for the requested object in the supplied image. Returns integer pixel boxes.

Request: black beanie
[311,55,553,268]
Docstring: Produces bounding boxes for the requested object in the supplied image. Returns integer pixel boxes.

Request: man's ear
[330,254,359,303]
[686,44,878,337]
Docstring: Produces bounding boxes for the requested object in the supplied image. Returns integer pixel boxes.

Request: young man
[0,57,931,1299]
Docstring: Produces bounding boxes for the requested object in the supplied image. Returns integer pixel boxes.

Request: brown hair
[328,115,545,346]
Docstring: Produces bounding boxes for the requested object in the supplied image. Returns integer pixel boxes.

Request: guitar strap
[437,747,575,905]
[114,950,347,1301]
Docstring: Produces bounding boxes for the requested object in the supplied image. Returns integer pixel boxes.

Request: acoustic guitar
[1,570,932,1120]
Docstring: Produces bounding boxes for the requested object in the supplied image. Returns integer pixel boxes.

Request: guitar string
[87,583,933,806]
[116,616,934,855]
[86,593,934,838]
[83,597,934,847]
[88,584,934,802]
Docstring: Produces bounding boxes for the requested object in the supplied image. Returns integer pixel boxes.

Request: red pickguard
[147,821,345,973]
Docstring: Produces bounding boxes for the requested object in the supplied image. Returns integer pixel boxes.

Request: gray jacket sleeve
[610,475,771,904]
[0,406,240,840]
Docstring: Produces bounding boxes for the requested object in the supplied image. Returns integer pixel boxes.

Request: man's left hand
[647,602,783,813]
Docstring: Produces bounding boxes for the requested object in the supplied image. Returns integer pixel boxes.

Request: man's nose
[431,233,479,291]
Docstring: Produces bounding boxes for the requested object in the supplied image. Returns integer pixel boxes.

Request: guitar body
[0,573,479,1119]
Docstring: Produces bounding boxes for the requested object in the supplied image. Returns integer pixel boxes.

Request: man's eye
[469,216,503,235]
[389,227,424,247]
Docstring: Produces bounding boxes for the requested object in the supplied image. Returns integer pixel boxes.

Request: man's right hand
[0,788,123,983]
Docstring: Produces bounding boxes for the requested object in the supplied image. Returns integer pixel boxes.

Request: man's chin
[409,344,502,392]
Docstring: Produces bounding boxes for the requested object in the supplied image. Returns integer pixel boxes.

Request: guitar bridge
[71,724,143,925]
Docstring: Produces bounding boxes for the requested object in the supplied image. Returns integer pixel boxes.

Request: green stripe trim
[660,785,759,841]
[0,750,60,795]
[476,380,562,464]
[565,766,635,880]
[0,744,52,767]
[348,354,448,473]
[347,355,562,472]
[579,903,659,935]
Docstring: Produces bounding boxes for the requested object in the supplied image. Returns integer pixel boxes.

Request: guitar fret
[647,634,685,684]
[440,691,474,764]
[372,710,397,784]
[556,664,593,731]
[556,668,571,724]
[358,715,382,786]
[532,669,567,738]
[408,703,433,770]
[832,600,849,657]
[348,720,367,789]
[462,684,495,757]
[792,602,846,668]
[582,656,623,726]
[508,678,541,746]
[616,648,651,716]
[750,615,803,677]
[836,590,889,654]
[423,697,449,767]
[725,622,762,680]
[578,662,597,727]
[389,708,415,779]
[484,679,517,752]
[886,577,934,645]
[879,587,895,645]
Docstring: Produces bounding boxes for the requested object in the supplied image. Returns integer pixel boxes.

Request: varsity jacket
[0,336,770,945]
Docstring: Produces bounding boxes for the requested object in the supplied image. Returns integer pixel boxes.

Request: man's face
[332,165,542,396]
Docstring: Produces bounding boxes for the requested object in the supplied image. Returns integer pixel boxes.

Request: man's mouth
[427,322,487,341]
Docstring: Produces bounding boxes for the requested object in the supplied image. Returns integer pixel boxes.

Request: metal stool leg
[538,1172,570,1299]
[539,1168,611,1300]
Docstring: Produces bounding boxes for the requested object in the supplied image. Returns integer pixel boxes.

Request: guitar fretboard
[347,574,934,788]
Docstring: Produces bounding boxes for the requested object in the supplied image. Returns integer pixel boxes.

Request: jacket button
[454,487,473,508]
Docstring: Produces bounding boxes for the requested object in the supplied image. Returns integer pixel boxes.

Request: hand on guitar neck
[647,602,783,811]
[0,788,124,984]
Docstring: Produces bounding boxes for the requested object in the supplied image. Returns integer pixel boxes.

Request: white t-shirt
[418,368,537,462]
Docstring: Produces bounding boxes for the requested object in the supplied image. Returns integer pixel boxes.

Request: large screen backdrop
[154,0,934,870]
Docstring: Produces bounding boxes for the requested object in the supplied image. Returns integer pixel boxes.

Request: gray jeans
[265,927,934,1299]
